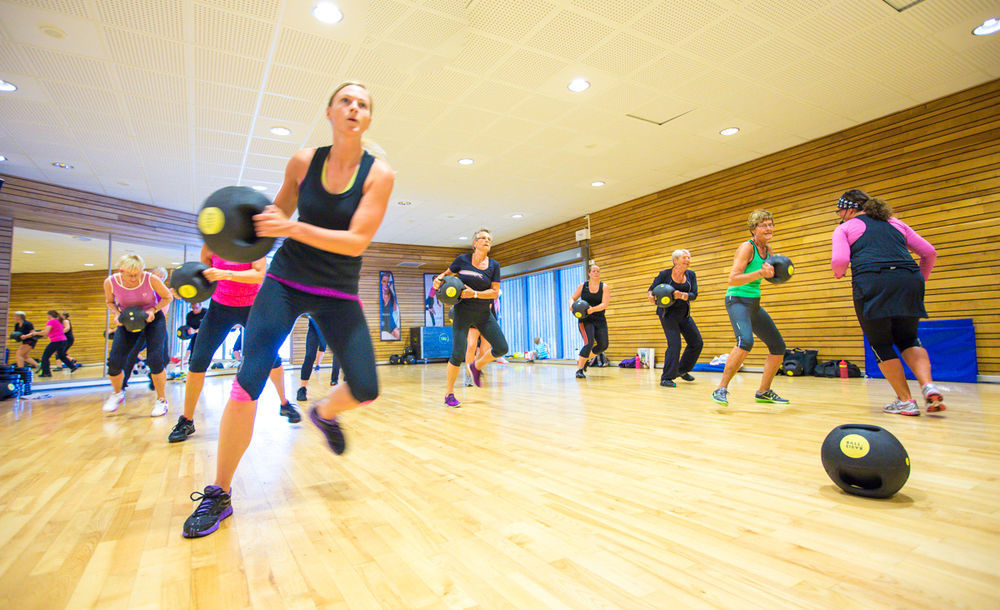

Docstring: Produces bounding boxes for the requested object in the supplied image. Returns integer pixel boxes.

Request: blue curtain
[500,263,586,359]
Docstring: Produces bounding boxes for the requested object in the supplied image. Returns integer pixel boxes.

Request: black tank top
[849,214,919,275]
[580,281,606,321]
[267,147,375,294]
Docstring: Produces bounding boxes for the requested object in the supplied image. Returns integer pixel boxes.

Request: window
[500,264,585,359]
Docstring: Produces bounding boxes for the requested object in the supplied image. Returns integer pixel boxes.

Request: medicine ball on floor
[170,262,217,303]
[198,186,276,263]
[821,424,910,499]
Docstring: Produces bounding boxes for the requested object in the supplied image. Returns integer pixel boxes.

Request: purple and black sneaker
[309,406,347,454]
[182,485,233,538]
[468,362,483,387]
[445,393,461,408]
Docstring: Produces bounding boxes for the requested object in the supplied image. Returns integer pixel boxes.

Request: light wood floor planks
[1,363,999,609]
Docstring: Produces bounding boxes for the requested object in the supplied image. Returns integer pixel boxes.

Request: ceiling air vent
[397,261,425,268]
[625,109,693,126]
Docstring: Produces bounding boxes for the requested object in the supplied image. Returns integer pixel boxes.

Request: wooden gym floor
[1,363,998,608]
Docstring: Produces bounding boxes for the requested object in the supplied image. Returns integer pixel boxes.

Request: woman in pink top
[167,244,299,443]
[101,253,173,416]
[27,310,78,377]
[831,189,944,416]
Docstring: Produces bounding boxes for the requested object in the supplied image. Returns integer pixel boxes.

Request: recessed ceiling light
[51,162,74,169]
[269,126,292,136]
[973,18,999,36]
[397,200,412,206]
[458,158,474,165]
[0,154,7,162]
[23,250,35,254]
[171,261,182,265]
[251,185,267,191]
[511,213,524,219]
[458,236,468,240]
[591,181,605,187]
[313,2,343,24]
[720,127,740,136]
[84,263,95,266]
[0,80,17,93]
[568,78,590,92]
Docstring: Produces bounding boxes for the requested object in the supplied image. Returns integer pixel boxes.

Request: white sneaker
[921,383,946,412]
[102,391,125,413]
[883,399,920,416]
[151,399,169,417]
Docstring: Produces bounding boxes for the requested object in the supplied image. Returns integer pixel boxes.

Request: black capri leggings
[108,311,168,375]
[659,312,703,381]
[39,340,71,374]
[854,298,921,362]
[189,301,281,373]
[724,296,785,355]
[449,305,508,366]
[301,321,340,384]
[235,278,376,403]
[578,317,609,359]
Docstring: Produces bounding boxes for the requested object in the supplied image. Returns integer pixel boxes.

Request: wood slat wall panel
[492,80,1000,375]
[0,217,12,361]
[9,271,114,365]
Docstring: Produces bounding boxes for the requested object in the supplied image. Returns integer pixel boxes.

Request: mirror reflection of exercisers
[379,270,401,340]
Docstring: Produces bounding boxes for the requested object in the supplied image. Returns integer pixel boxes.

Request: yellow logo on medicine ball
[198,207,225,235]
[660,297,670,305]
[575,311,582,318]
[787,264,795,276]
[178,285,196,299]
[446,287,457,297]
[840,434,870,458]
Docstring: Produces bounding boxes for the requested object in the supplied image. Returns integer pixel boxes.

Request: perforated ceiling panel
[525,10,613,61]
[2,0,996,246]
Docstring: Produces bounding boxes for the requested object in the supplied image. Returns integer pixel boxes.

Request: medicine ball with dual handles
[821,424,910,499]
[170,262,217,304]
[764,254,794,284]
[571,298,590,319]
[118,306,147,333]
[436,276,465,307]
[651,283,676,308]
[198,186,276,263]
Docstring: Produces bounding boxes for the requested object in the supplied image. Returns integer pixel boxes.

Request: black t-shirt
[187,309,207,329]
[648,268,698,318]
[449,253,501,313]
[15,321,36,346]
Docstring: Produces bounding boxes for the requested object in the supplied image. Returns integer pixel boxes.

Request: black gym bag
[814,360,863,378]
[781,348,817,376]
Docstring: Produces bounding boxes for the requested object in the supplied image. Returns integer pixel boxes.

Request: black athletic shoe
[309,407,346,454]
[660,379,676,387]
[575,369,586,379]
[680,373,695,382]
[182,485,233,538]
[280,401,302,423]
[295,387,307,402]
[148,379,155,390]
[168,416,196,443]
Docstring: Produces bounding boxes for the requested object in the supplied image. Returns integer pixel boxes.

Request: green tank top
[726,240,765,298]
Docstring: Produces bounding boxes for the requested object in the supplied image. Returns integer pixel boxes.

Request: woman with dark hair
[168,244,300,445]
[648,249,703,387]
[570,264,610,379]
[29,310,79,377]
[712,210,789,407]
[832,189,944,415]
[60,312,78,367]
[433,228,507,407]
[380,273,400,340]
